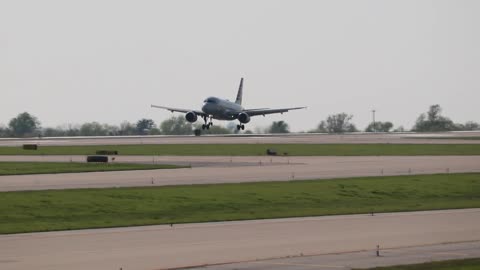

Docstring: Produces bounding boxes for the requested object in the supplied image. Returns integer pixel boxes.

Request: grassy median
[0,162,186,176]
[355,258,480,270]
[1,173,479,234]
[1,144,480,156]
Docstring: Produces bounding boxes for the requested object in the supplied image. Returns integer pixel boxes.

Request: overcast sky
[1,0,479,132]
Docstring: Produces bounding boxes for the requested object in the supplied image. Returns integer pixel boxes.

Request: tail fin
[235,78,243,105]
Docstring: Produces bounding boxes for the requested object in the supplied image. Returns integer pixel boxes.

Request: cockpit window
[204,97,219,104]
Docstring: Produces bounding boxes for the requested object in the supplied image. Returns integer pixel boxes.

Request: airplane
[151,78,306,131]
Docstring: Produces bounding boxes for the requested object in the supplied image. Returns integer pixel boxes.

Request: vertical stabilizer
[235,78,243,105]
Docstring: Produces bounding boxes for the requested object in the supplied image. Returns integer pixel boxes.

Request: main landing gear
[236,124,245,130]
[202,116,213,130]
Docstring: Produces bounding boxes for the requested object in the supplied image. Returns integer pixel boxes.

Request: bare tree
[324,113,357,133]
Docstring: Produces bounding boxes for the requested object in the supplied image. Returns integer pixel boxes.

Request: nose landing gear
[202,116,213,130]
[236,124,245,130]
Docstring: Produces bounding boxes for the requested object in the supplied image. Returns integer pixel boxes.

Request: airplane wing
[243,107,307,117]
[151,105,207,117]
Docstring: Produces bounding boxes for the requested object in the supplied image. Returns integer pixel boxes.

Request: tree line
[0,114,237,137]
[0,113,294,137]
[309,104,478,133]
[0,104,478,137]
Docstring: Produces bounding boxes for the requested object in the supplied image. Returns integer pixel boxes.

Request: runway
[1,155,480,191]
[1,208,479,270]
[0,132,479,146]
[193,241,480,270]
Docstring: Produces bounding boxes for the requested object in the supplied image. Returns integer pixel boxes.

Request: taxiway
[1,208,479,270]
[1,155,479,191]
[0,132,479,146]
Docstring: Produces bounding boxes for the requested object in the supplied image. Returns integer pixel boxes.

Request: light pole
[371,109,376,133]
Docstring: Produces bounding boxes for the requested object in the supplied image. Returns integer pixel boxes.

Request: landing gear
[202,116,213,130]
[202,123,213,130]
[236,124,245,130]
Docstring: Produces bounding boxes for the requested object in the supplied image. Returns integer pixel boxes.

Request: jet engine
[238,112,251,123]
[185,111,198,123]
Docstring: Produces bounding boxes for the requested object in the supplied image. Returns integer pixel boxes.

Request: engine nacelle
[238,112,251,124]
[185,111,198,123]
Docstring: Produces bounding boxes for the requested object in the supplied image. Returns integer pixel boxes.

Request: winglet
[235,78,243,105]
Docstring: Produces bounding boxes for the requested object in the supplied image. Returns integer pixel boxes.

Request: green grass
[355,258,480,270]
[2,144,480,156]
[0,162,185,175]
[1,173,479,234]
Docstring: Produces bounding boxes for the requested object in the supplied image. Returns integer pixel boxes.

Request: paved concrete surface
[1,155,479,191]
[0,132,479,146]
[191,241,480,270]
[2,134,479,270]
[1,209,479,270]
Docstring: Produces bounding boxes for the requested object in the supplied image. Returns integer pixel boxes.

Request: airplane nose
[202,103,209,113]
